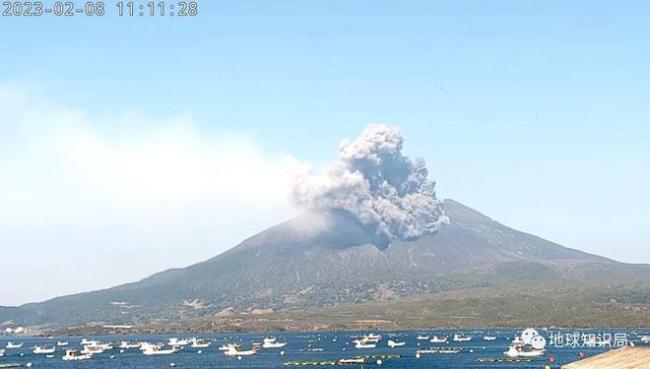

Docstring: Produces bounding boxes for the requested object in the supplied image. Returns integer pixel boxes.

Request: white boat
[387,339,405,348]
[364,333,382,342]
[57,341,69,347]
[430,336,448,344]
[190,338,211,349]
[416,334,430,341]
[262,337,287,349]
[6,342,23,349]
[218,344,233,351]
[339,358,365,365]
[453,334,472,342]
[353,340,376,349]
[119,341,141,349]
[62,349,92,361]
[0,349,4,357]
[142,346,178,356]
[223,344,257,356]
[483,336,497,341]
[504,329,546,358]
[640,335,650,343]
[80,338,98,346]
[168,337,191,347]
[33,345,56,354]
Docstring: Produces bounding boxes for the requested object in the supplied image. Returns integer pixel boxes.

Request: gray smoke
[292,124,448,248]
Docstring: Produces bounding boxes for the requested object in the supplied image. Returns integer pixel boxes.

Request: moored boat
[430,335,448,343]
[142,346,178,356]
[62,349,92,361]
[262,337,287,349]
[190,338,211,349]
[453,334,472,342]
[503,328,546,358]
[223,344,257,356]
[33,345,56,354]
[387,339,405,348]
[5,342,23,349]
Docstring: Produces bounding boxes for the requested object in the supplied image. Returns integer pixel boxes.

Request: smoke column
[292,124,448,248]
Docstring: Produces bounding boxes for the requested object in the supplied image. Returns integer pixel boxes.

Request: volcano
[4,199,650,329]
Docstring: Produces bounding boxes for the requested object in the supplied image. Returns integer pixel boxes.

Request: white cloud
[0,86,296,305]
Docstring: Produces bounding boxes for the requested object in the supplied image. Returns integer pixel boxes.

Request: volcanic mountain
[3,199,650,329]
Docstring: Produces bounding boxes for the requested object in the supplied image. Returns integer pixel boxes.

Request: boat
[57,341,69,347]
[453,334,472,342]
[190,338,211,349]
[483,336,497,341]
[262,337,287,349]
[80,338,98,346]
[5,342,23,349]
[0,349,4,357]
[223,344,257,356]
[62,349,92,361]
[142,346,178,356]
[352,340,376,349]
[33,345,56,354]
[503,329,546,358]
[364,333,382,342]
[168,337,191,347]
[430,336,448,343]
[338,358,365,365]
[80,342,112,354]
[218,344,233,351]
[119,341,141,349]
[80,345,104,355]
[387,339,405,348]
[416,334,430,341]
[640,335,650,343]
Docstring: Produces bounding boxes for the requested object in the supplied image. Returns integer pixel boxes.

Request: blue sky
[1,1,649,305]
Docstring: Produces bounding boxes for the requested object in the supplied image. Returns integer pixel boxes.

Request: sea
[1,328,648,369]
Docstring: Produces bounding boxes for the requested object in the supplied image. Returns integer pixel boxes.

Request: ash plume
[292,124,448,248]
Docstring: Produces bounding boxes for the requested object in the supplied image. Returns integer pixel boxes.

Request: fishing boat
[142,346,178,356]
[62,349,92,361]
[33,345,56,354]
[387,339,405,348]
[353,340,376,349]
[430,335,448,343]
[483,335,497,341]
[169,337,192,347]
[80,338,98,346]
[453,334,472,342]
[504,329,546,358]
[640,335,650,343]
[5,342,23,349]
[223,344,257,356]
[218,344,233,351]
[416,334,430,341]
[119,341,141,349]
[57,341,69,347]
[262,337,287,349]
[190,338,211,349]
[338,358,365,365]
[365,333,382,342]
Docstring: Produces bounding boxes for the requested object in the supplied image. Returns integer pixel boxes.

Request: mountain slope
[3,199,649,328]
